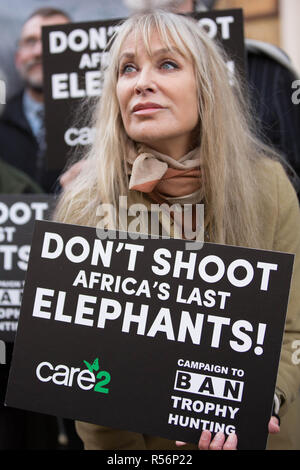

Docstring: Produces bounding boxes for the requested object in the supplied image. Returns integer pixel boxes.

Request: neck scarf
[126,145,202,204]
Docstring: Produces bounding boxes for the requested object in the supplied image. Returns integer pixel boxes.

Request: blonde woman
[55,10,300,450]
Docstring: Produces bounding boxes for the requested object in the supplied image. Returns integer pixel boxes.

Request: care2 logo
[83,358,111,394]
[36,357,111,394]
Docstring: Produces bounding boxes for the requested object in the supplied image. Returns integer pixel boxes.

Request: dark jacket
[0,158,42,194]
[247,49,300,194]
[0,91,60,193]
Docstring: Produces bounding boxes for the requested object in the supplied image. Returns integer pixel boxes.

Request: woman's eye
[121,64,137,74]
[160,61,178,70]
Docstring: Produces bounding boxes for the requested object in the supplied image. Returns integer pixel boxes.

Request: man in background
[0,7,71,192]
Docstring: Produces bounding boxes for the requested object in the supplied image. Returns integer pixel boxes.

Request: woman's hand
[175,415,279,450]
[268,416,280,434]
[176,431,238,450]
[197,431,238,450]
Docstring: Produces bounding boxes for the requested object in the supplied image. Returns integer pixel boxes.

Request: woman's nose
[134,67,156,94]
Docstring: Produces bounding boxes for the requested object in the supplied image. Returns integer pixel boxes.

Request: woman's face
[116,29,199,159]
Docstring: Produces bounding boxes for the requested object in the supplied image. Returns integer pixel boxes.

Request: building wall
[215,0,300,75]
[280,0,300,75]
[215,0,280,46]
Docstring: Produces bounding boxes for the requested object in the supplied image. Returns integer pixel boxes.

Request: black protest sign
[5,220,293,449]
[192,9,245,79]
[42,9,245,172]
[0,196,53,342]
[42,18,121,171]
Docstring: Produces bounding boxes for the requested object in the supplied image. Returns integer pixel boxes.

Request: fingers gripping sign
[176,430,238,450]
[176,413,280,450]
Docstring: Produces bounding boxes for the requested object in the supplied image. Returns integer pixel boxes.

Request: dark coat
[0,92,60,193]
[247,50,300,194]
[0,158,42,194]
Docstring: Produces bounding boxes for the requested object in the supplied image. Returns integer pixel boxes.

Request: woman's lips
[132,103,164,114]
[134,108,164,115]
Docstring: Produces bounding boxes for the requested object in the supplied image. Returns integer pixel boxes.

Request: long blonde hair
[54,9,280,248]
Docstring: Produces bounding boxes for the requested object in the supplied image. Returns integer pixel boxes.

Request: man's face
[15,14,69,92]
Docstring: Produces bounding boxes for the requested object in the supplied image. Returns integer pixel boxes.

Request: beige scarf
[126,145,202,204]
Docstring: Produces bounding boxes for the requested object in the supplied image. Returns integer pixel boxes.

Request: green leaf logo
[83,358,99,373]
[83,358,111,394]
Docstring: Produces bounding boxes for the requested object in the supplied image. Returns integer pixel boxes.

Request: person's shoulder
[0,89,25,122]
[254,157,299,252]
[256,157,292,187]
[4,90,24,107]
[0,159,43,194]
[246,39,298,78]
[256,157,299,212]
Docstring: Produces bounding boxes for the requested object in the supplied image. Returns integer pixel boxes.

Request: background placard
[0,195,53,341]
